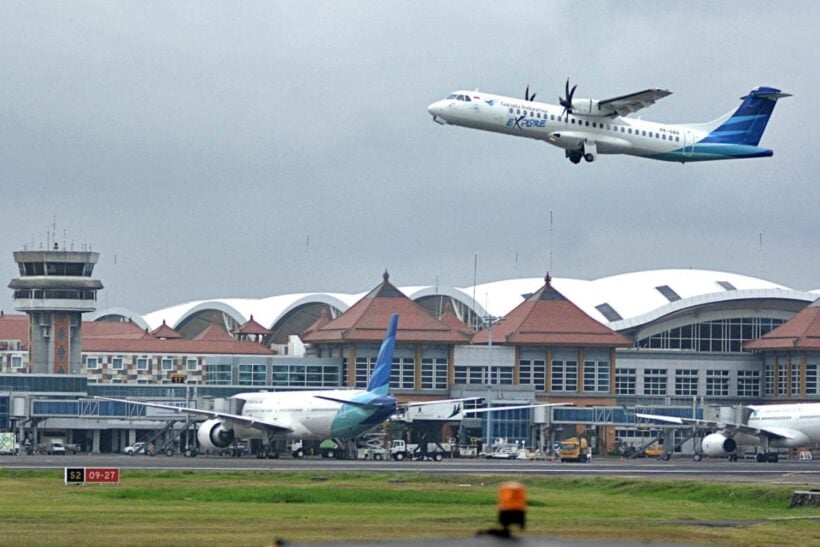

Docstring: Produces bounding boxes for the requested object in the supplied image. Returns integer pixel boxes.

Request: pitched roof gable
[301,272,471,344]
[745,299,820,351]
[472,274,632,347]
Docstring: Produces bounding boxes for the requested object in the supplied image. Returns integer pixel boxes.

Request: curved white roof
[97,269,818,333]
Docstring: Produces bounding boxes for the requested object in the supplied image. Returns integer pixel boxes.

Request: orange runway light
[497,481,527,531]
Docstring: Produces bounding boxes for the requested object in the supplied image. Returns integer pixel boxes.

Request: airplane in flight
[98,313,563,457]
[427,80,790,164]
[638,402,820,462]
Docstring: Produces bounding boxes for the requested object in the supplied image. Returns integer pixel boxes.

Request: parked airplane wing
[598,88,672,116]
[93,396,293,433]
[636,412,790,440]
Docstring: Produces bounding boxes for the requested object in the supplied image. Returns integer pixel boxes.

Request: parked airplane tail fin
[366,313,398,395]
[701,86,790,146]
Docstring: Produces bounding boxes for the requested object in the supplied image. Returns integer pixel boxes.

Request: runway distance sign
[64,467,120,485]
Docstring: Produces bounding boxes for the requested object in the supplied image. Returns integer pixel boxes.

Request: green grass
[0,470,816,546]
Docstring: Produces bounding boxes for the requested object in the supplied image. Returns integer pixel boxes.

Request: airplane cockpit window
[447,94,457,100]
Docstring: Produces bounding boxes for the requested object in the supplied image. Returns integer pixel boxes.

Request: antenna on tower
[548,210,554,274]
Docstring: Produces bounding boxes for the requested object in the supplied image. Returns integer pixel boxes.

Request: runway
[3,454,819,486]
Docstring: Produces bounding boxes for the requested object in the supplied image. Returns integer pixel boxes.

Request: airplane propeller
[559,78,577,121]
[524,85,537,102]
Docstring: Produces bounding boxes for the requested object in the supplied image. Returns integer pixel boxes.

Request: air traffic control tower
[8,246,102,374]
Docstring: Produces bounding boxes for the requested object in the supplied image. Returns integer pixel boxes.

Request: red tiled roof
[301,272,471,344]
[745,299,820,351]
[151,320,183,339]
[194,322,238,342]
[234,315,271,335]
[438,302,474,336]
[84,320,151,340]
[82,337,274,355]
[471,275,632,347]
[0,314,272,356]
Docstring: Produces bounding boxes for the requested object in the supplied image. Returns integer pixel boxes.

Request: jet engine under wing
[636,413,789,440]
[598,88,672,116]
[93,396,293,433]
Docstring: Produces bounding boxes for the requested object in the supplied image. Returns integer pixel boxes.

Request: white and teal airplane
[98,314,405,457]
[427,81,790,164]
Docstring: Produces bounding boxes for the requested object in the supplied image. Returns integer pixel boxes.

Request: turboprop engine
[569,98,605,116]
[701,432,737,457]
[197,418,235,450]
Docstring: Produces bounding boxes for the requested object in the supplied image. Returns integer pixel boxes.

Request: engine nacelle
[197,418,235,450]
[701,432,737,457]
[571,98,604,116]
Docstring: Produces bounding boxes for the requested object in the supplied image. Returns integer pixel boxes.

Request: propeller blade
[525,85,530,101]
[530,92,536,102]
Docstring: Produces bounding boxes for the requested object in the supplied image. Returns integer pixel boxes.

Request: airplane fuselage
[428,89,778,163]
[233,389,396,440]
[746,403,820,448]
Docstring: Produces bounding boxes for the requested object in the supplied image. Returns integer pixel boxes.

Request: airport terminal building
[1,247,818,454]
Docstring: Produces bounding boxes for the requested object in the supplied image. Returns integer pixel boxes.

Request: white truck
[389,440,452,461]
[0,433,19,455]
[47,439,67,455]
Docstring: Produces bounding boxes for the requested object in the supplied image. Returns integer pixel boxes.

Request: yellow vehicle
[559,437,590,463]
[644,443,665,458]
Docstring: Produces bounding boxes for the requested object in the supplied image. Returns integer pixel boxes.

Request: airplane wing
[598,88,672,116]
[636,413,790,441]
[93,396,293,433]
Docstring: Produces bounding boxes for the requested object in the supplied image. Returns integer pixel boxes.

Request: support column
[92,429,100,454]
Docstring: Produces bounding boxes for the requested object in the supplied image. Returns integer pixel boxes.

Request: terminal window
[421,358,448,390]
[616,368,636,395]
[737,370,761,397]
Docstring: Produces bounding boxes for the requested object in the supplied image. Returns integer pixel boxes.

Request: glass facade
[583,360,610,393]
[705,370,729,397]
[637,317,785,352]
[238,363,267,386]
[643,369,667,396]
[675,369,698,396]
[272,364,340,387]
[519,360,546,391]
[551,360,577,392]
[737,370,760,397]
[421,358,447,390]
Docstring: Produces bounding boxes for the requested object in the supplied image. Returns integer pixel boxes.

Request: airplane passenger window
[621,127,625,132]
[585,121,590,126]
[655,133,660,138]
[642,131,646,136]
[592,122,597,128]
[571,119,576,124]
[628,128,632,134]
[509,108,514,113]
[551,115,555,120]
[662,134,666,139]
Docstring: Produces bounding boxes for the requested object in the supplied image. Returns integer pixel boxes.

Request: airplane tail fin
[700,86,790,146]
[366,313,398,396]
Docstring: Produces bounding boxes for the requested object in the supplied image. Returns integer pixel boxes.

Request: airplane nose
[428,100,449,125]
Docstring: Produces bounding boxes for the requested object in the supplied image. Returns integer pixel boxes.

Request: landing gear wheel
[728,453,738,462]
[584,153,595,162]
[768,453,779,463]
[165,449,174,457]
[693,454,702,462]
[661,453,671,461]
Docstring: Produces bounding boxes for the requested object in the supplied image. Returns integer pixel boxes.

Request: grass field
[0,469,817,546]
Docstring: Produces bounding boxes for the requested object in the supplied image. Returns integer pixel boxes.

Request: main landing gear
[565,141,597,164]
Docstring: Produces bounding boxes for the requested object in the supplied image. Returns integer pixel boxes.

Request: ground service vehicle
[389,440,450,461]
[0,433,18,455]
[123,442,147,456]
[559,437,591,462]
[644,443,665,458]
[47,439,67,456]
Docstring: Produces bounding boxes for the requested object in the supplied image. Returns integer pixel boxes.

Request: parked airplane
[427,80,790,164]
[98,313,562,457]
[98,315,405,457]
[638,403,820,462]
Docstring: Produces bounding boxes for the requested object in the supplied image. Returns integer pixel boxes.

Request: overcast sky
[1,2,817,315]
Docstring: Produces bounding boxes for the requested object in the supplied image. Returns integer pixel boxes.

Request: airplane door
[684,131,694,157]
